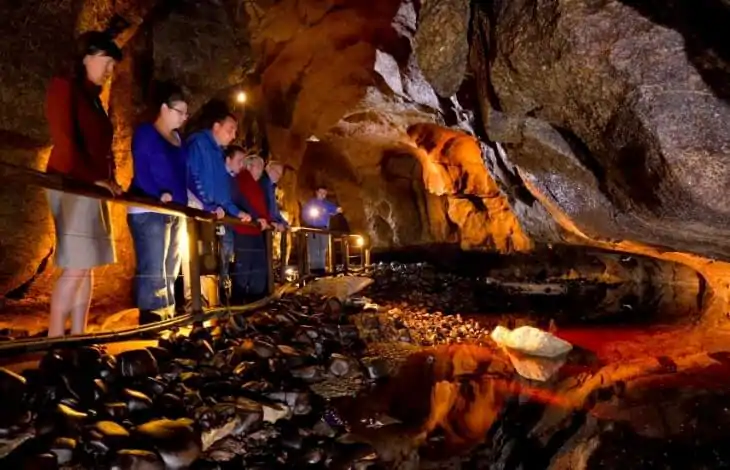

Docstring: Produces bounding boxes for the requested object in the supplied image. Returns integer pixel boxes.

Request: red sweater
[45,76,115,184]
[234,170,271,235]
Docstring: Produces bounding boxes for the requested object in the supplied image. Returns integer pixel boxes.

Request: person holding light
[301,186,342,275]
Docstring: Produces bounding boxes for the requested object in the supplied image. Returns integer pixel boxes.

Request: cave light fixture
[236,90,247,104]
[353,235,365,247]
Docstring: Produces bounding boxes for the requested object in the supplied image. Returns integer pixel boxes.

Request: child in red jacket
[231,152,271,303]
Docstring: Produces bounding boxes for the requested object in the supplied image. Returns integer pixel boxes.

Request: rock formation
[1,0,729,332]
[461,0,730,324]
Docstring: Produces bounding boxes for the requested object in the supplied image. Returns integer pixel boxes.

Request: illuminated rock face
[254,0,531,252]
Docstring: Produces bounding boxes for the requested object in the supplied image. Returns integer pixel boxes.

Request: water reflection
[332,335,730,468]
[334,344,591,459]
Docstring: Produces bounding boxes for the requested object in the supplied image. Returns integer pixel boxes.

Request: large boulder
[479,0,730,260]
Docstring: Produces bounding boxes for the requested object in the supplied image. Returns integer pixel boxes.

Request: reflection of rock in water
[366,260,701,327]
[337,339,730,469]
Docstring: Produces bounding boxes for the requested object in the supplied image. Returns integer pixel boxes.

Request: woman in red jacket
[230,150,271,304]
[45,31,123,337]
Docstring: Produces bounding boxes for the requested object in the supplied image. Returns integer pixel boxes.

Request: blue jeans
[307,233,329,271]
[128,213,184,322]
[232,233,268,300]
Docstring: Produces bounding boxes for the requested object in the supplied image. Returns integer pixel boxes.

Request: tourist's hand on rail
[273,222,285,232]
[257,218,270,230]
[215,207,225,219]
[238,211,252,223]
[160,192,172,203]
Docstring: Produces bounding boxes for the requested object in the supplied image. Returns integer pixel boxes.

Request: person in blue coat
[186,108,253,303]
[127,83,189,325]
[301,186,342,274]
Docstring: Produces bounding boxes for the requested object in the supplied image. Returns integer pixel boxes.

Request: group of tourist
[43,30,342,337]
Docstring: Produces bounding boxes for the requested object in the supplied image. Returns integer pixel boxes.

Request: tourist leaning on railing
[232,154,271,304]
[186,109,252,291]
[44,30,123,337]
[218,145,256,302]
[127,83,189,325]
[260,161,288,232]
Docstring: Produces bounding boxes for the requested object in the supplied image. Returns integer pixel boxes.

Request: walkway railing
[0,162,371,351]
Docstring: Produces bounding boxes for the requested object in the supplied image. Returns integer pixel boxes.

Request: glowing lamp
[236,91,247,104]
[308,207,321,219]
[354,235,365,247]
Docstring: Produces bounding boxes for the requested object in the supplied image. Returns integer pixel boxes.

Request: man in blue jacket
[301,186,342,275]
[187,109,252,303]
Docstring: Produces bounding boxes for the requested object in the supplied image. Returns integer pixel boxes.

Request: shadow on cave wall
[617,0,730,101]
[380,148,428,245]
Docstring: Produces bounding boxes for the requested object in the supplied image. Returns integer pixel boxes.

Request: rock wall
[253,0,532,252]
[441,0,730,324]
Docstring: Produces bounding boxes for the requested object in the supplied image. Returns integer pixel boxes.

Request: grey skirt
[46,190,116,269]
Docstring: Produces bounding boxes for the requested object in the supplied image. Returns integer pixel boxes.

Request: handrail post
[186,217,203,316]
[364,245,371,268]
[326,233,334,274]
[279,229,288,282]
[296,231,307,287]
[265,230,275,295]
[342,237,350,274]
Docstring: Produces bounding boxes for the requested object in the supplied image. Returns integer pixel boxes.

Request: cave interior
[1,0,730,468]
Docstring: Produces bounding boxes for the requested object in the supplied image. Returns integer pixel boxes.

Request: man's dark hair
[211,109,238,127]
[203,100,237,129]
[224,145,246,160]
[316,185,328,191]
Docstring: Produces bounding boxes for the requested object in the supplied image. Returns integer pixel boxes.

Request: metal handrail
[0,161,371,320]
[0,161,259,228]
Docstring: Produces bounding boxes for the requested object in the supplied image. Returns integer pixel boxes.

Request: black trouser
[231,233,268,303]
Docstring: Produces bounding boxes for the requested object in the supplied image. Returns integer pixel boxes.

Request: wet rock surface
[0,267,729,469]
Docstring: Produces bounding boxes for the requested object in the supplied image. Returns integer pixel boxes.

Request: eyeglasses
[170,107,189,119]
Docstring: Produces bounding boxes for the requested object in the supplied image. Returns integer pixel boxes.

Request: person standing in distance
[301,186,342,275]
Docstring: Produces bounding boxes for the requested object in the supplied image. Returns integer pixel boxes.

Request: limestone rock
[484,0,730,261]
[414,0,471,97]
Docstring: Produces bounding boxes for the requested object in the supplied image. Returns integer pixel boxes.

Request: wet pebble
[134,418,201,469]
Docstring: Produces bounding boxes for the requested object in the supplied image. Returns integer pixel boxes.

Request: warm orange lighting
[353,235,365,247]
[236,91,247,104]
